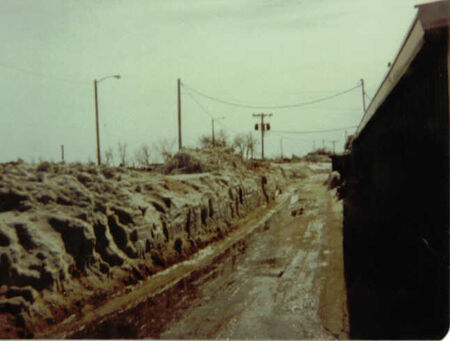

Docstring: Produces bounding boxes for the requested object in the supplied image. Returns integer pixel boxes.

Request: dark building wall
[342,27,449,339]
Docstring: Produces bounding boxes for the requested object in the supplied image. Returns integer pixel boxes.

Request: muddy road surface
[161,167,348,339]
[41,163,348,339]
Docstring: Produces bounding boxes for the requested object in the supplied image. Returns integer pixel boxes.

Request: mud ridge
[0,149,296,337]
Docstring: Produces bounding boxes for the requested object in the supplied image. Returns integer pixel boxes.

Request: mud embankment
[0,149,286,338]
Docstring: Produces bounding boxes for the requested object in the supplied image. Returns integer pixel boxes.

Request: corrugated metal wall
[343,27,449,339]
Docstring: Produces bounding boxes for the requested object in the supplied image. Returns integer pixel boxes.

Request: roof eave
[354,0,449,140]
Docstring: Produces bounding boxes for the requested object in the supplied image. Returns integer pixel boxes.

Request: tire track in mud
[36,187,295,339]
[160,173,348,339]
[38,168,348,339]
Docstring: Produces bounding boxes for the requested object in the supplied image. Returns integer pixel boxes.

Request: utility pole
[211,116,225,147]
[253,113,272,160]
[177,78,182,151]
[94,79,101,165]
[329,140,338,154]
[212,119,215,147]
[280,138,283,159]
[360,78,367,113]
[93,74,120,166]
[61,144,64,163]
[313,141,316,151]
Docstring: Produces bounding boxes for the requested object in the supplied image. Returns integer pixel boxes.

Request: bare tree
[199,129,228,149]
[134,144,152,167]
[215,129,228,147]
[117,142,128,166]
[245,132,259,159]
[154,138,176,163]
[104,147,114,166]
[233,133,246,156]
[199,135,213,148]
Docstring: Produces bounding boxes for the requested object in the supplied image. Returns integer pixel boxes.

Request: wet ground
[40,164,348,339]
[160,170,348,339]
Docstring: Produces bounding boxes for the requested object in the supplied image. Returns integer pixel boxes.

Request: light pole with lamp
[94,74,121,165]
[212,116,225,147]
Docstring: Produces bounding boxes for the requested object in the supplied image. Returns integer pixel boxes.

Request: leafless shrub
[155,138,176,163]
[104,147,114,166]
[230,132,258,159]
[244,132,258,159]
[164,152,204,174]
[199,129,228,148]
[215,129,228,147]
[134,144,152,167]
[117,142,128,166]
[37,161,51,172]
[199,135,213,148]
[233,133,246,157]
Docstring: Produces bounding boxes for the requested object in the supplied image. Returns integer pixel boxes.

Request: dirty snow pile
[0,149,287,337]
[163,147,247,174]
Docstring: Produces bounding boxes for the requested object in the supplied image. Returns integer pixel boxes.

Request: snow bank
[0,150,286,337]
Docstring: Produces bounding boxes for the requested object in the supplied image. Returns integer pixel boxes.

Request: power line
[184,87,358,137]
[184,89,214,119]
[271,125,357,135]
[181,82,361,110]
[184,88,240,134]
[269,132,312,142]
[0,62,89,85]
[214,119,240,134]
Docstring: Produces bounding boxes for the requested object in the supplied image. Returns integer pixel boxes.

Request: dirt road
[41,163,348,339]
[160,168,348,339]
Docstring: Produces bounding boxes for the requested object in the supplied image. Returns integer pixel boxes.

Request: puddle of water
[290,194,299,205]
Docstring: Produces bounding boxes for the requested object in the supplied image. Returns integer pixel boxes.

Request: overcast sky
[0,0,420,163]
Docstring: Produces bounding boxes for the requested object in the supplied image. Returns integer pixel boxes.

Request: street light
[211,116,225,147]
[94,74,121,165]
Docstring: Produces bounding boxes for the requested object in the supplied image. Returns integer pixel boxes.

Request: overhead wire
[214,119,241,134]
[181,81,361,110]
[0,62,89,85]
[184,88,239,134]
[271,125,357,135]
[184,85,359,137]
[184,83,358,155]
[269,131,313,142]
[184,89,214,119]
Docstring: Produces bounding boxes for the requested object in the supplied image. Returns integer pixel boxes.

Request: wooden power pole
[211,119,215,147]
[253,113,272,160]
[280,138,283,159]
[211,117,225,147]
[93,74,120,166]
[329,139,338,154]
[360,78,367,113]
[94,79,101,165]
[61,145,64,163]
[177,78,182,151]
